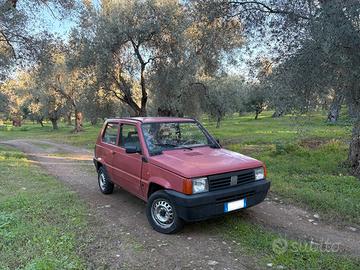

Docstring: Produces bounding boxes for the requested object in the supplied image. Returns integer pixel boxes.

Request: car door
[100,122,120,181]
[112,123,143,197]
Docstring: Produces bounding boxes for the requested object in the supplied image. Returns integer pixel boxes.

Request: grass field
[219,215,360,270]
[0,111,359,225]
[0,145,89,269]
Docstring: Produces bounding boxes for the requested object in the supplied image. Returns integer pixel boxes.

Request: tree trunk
[50,118,58,130]
[327,93,343,123]
[73,110,84,133]
[348,102,357,120]
[67,112,72,125]
[272,109,285,118]
[37,116,44,127]
[157,107,180,117]
[346,83,360,178]
[157,108,172,116]
[139,64,148,117]
[90,117,98,125]
[349,117,360,178]
[12,118,21,127]
[131,41,148,117]
[255,105,263,120]
[216,116,221,128]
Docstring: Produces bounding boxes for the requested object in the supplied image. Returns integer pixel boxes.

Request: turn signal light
[183,179,192,195]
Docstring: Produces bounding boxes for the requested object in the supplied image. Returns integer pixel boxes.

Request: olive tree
[0,72,32,125]
[73,0,166,116]
[73,0,243,117]
[35,40,88,132]
[201,76,244,127]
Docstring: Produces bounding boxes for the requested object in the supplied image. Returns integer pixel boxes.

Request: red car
[94,117,270,233]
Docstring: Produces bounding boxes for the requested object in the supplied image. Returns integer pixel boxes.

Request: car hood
[149,147,263,178]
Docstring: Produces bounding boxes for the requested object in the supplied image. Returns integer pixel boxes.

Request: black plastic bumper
[164,179,270,222]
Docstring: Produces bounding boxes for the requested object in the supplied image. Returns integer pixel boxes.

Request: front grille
[216,191,256,203]
[208,169,255,191]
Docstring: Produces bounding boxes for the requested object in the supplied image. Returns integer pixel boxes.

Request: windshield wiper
[154,143,177,148]
[178,145,193,150]
[155,143,193,151]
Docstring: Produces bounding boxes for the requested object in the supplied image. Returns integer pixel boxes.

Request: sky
[26,7,78,38]
[21,0,99,39]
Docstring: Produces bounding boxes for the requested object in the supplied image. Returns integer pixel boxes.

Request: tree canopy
[1,0,360,177]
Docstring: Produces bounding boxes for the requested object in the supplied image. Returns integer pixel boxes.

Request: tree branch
[38,0,59,19]
[0,30,16,58]
[228,1,310,20]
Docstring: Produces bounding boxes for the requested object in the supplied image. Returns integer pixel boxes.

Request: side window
[120,124,141,150]
[102,123,119,145]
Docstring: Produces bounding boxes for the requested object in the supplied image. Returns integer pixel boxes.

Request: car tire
[146,190,184,234]
[98,167,114,194]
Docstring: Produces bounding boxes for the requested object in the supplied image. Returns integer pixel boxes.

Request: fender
[93,159,113,182]
[144,176,172,200]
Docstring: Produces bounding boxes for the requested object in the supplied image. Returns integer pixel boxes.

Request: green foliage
[259,141,360,223]
[0,145,88,269]
[273,141,300,155]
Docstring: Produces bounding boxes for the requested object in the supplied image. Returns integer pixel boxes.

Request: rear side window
[102,123,119,145]
[119,124,141,150]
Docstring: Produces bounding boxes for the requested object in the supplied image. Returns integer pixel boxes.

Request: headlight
[254,167,265,180]
[192,177,208,194]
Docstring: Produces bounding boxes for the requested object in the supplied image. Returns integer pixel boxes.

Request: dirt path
[2,139,360,269]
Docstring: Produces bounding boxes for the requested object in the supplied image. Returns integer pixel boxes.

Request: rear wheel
[98,167,114,194]
[146,190,184,234]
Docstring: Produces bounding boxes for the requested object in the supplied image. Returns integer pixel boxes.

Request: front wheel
[146,190,184,234]
[98,167,114,194]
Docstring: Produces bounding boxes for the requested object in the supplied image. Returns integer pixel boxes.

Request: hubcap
[151,199,174,229]
[99,172,106,190]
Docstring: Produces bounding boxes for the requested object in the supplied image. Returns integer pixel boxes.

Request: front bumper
[164,179,270,222]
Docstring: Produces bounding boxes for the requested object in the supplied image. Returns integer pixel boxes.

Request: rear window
[102,123,119,145]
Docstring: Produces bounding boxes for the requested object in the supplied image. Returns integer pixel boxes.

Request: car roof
[106,117,195,124]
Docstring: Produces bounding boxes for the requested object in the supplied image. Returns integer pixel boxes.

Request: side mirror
[125,145,140,154]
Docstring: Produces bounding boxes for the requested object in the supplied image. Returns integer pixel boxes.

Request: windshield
[142,121,214,155]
